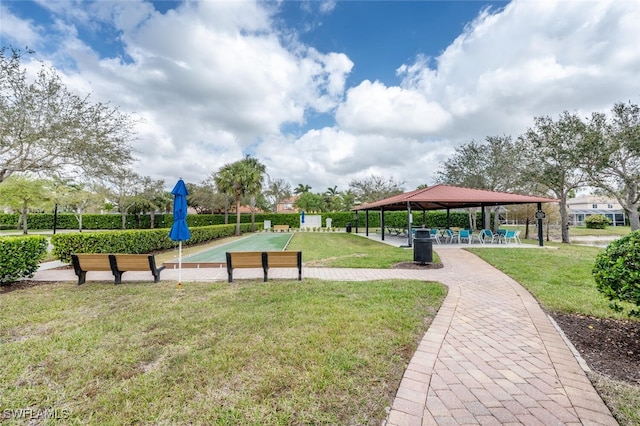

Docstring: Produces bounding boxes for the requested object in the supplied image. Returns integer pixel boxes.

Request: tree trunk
[22,201,28,235]
[150,211,156,229]
[525,218,530,240]
[250,196,256,232]
[235,195,241,236]
[121,212,127,229]
[627,204,640,231]
[492,207,500,231]
[75,206,84,232]
[559,196,570,243]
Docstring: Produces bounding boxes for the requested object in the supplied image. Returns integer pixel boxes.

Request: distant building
[276,196,299,213]
[567,196,626,226]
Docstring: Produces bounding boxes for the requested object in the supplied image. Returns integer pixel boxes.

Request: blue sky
[2,0,640,192]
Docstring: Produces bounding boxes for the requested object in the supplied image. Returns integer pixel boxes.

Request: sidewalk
[30,248,616,425]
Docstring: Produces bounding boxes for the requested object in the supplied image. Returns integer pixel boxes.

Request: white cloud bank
[2,0,640,192]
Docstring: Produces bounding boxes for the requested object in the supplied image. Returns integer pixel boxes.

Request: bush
[585,214,611,229]
[0,236,48,285]
[592,230,640,317]
[51,223,258,263]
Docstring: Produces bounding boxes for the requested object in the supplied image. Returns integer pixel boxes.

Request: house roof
[352,184,558,211]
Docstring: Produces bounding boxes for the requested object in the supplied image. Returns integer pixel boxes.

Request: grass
[570,225,631,237]
[0,277,445,425]
[286,232,441,267]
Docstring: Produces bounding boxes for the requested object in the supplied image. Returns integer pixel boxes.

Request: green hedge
[0,236,48,285]
[51,223,260,263]
[0,211,477,231]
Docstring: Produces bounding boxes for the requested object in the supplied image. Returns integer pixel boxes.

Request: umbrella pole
[178,241,183,290]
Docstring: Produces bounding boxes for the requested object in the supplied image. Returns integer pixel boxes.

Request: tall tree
[294,192,326,213]
[324,185,339,211]
[60,183,104,232]
[294,183,312,195]
[264,178,292,212]
[349,175,404,204]
[138,177,170,229]
[338,189,357,211]
[214,156,266,235]
[0,47,136,184]
[584,102,640,230]
[435,135,523,229]
[519,111,590,243]
[0,174,51,233]
[101,167,143,229]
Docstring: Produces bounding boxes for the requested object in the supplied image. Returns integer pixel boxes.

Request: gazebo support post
[380,209,385,241]
[446,209,451,229]
[407,202,412,247]
[537,202,544,247]
[365,210,369,236]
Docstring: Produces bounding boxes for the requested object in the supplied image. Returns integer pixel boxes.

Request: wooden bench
[273,224,290,232]
[110,254,165,284]
[225,251,302,283]
[71,254,112,285]
[71,253,165,285]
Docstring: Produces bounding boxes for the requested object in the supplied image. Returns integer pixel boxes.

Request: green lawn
[1,276,445,425]
[286,232,441,267]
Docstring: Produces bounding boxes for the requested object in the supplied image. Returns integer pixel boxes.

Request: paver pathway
[30,248,617,425]
[386,249,617,426]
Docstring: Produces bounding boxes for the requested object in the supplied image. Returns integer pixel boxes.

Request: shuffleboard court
[164,232,293,268]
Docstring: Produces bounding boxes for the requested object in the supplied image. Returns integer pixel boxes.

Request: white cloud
[336,80,452,138]
[4,0,640,193]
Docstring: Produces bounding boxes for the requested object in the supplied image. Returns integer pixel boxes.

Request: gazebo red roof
[352,184,558,211]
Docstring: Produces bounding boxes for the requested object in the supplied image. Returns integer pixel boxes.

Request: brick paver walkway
[31,247,617,425]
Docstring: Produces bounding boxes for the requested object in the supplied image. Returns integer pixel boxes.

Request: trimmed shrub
[592,230,640,317]
[585,214,611,229]
[0,236,48,285]
[51,223,259,263]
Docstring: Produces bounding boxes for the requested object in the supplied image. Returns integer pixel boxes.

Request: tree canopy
[215,155,266,235]
[0,47,136,184]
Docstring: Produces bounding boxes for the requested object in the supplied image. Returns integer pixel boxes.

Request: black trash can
[413,229,433,264]
[346,222,352,233]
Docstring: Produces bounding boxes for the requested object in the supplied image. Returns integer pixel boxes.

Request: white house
[567,196,626,226]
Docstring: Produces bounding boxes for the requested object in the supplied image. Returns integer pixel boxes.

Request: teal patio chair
[429,228,441,244]
[458,229,471,244]
[480,229,496,244]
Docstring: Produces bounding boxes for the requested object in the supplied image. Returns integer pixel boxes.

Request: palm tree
[264,178,292,212]
[214,155,266,235]
[294,183,312,195]
[324,185,339,211]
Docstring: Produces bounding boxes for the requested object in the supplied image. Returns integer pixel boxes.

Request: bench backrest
[112,254,154,271]
[265,251,300,268]
[226,251,264,268]
[74,254,112,271]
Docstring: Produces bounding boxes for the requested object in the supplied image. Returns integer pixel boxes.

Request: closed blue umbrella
[169,179,191,289]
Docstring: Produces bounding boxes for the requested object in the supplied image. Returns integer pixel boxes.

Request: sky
[2,0,640,194]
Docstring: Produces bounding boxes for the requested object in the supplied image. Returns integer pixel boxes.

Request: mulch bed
[551,312,640,386]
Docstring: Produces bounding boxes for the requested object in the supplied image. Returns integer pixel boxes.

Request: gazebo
[351,184,558,247]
